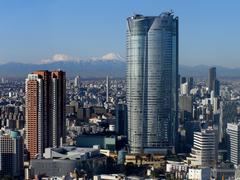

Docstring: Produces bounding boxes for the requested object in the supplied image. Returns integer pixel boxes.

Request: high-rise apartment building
[227,123,240,166]
[0,130,24,177]
[186,128,217,167]
[127,12,178,153]
[25,70,66,159]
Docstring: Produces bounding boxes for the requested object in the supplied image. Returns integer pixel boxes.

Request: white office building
[227,123,240,166]
[186,128,217,167]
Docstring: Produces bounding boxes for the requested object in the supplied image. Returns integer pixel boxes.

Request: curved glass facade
[127,13,178,153]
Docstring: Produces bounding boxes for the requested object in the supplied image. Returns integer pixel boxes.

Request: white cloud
[52,54,72,61]
[41,53,80,64]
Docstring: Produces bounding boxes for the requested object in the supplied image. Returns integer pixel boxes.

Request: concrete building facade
[25,70,66,158]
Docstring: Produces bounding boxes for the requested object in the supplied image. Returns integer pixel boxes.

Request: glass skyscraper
[127,12,178,153]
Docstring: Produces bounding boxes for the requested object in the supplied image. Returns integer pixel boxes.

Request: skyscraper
[187,77,194,92]
[208,67,220,96]
[25,70,66,159]
[116,103,128,136]
[74,75,81,88]
[106,76,109,103]
[208,67,216,92]
[214,79,220,96]
[0,130,24,177]
[127,12,178,153]
[219,101,237,143]
[227,123,240,166]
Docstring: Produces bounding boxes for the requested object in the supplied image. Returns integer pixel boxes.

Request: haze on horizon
[0,0,240,67]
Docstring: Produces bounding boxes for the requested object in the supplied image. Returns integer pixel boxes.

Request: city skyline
[0,1,240,67]
[2,3,240,178]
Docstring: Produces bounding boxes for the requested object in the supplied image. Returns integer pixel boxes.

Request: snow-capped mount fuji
[40,53,125,64]
[0,53,126,78]
[0,53,240,78]
[100,53,125,61]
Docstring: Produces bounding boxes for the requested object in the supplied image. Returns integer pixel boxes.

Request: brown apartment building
[25,70,66,159]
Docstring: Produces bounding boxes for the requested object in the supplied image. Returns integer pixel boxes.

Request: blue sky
[0,0,240,67]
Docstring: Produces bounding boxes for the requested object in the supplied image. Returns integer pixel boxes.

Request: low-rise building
[93,174,125,180]
[43,146,100,160]
[212,162,235,180]
[125,154,165,168]
[76,135,116,151]
[30,146,108,178]
[166,160,188,179]
[188,167,211,180]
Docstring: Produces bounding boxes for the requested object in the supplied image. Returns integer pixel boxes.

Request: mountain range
[0,55,240,78]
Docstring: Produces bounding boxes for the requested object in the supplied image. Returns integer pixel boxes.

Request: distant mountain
[179,64,240,78]
[0,60,240,78]
[0,60,126,78]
